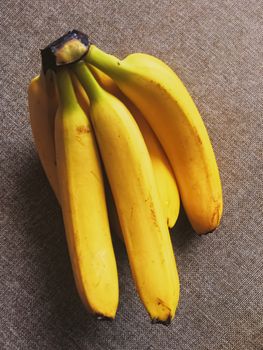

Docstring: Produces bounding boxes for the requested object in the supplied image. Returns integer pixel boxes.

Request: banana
[90,66,180,228]
[28,72,91,203]
[28,72,59,200]
[73,62,180,323]
[28,70,123,241]
[71,73,124,239]
[84,46,223,235]
[54,68,118,319]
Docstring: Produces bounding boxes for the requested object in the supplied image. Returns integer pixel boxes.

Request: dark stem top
[41,30,90,73]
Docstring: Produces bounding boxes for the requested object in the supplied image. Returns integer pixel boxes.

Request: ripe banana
[28,72,59,200]
[90,66,180,228]
[54,68,118,319]
[73,62,180,323]
[84,46,223,234]
[28,71,91,203]
[71,73,124,240]
[28,69,123,244]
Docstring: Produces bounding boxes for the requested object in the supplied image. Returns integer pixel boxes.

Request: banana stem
[85,45,122,78]
[72,61,104,102]
[56,68,78,110]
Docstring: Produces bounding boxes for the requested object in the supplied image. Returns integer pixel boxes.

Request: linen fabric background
[1,0,262,349]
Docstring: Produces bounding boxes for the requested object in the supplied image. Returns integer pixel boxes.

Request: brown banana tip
[195,227,218,236]
[95,313,114,322]
[41,30,90,73]
[151,316,172,326]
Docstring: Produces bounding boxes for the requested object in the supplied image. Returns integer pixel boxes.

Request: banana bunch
[28,30,223,324]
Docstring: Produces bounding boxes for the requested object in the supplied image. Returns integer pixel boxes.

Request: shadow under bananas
[12,150,136,349]
[170,206,200,252]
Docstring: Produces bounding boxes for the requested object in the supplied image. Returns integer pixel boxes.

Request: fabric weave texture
[1,0,262,349]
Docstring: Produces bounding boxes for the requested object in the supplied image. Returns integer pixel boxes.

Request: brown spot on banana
[149,203,158,228]
[197,203,222,235]
[76,125,90,134]
[151,299,172,326]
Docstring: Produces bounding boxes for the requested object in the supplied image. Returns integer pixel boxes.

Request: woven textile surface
[1,0,263,349]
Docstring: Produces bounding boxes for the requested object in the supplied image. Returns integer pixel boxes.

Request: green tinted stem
[56,68,78,110]
[72,61,104,102]
[84,45,122,78]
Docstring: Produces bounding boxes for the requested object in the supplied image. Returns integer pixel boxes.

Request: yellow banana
[28,72,90,202]
[73,62,180,323]
[28,72,59,200]
[90,66,180,228]
[54,68,118,319]
[84,46,223,235]
[28,70,122,242]
[71,73,124,239]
